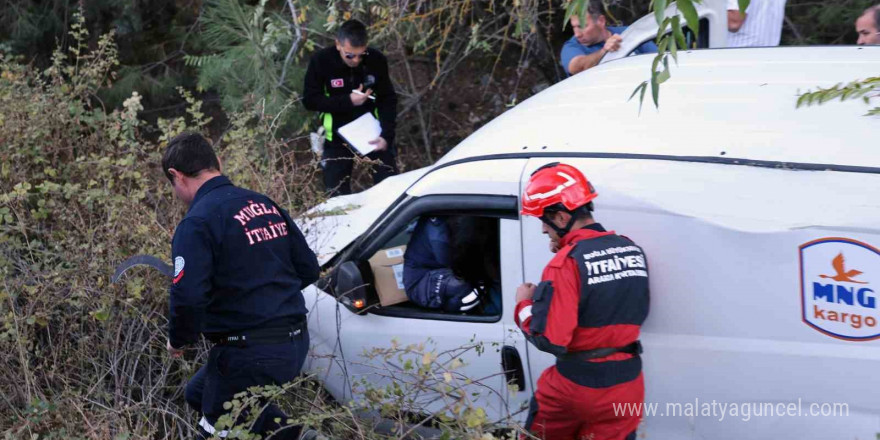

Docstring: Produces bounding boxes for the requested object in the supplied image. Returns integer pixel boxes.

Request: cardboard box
[368,245,409,307]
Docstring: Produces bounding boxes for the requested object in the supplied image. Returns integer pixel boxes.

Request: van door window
[626,17,710,57]
[364,214,503,321]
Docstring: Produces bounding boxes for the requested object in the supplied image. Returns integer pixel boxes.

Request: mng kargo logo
[800,238,880,341]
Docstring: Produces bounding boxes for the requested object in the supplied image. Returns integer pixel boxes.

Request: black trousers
[322,139,398,197]
[184,331,309,439]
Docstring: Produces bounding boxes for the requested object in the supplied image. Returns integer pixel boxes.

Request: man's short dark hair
[544,202,595,220]
[161,132,220,182]
[869,5,880,29]
[586,0,605,18]
[336,19,368,47]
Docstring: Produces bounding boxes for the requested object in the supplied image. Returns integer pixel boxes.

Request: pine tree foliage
[185,0,301,118]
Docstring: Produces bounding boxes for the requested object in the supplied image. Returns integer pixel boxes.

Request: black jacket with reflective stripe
[302,46,397,145]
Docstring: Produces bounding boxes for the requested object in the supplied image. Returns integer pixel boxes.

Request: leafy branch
[636,0,701,109]
[796,77,880,116]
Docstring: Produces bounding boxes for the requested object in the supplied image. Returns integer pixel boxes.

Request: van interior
[356,214,503,322]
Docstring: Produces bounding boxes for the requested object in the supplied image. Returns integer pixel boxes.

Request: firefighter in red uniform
[515,162,649,440]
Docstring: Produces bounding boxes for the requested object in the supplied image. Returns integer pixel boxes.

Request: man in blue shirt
[163,133,320,439]
[560,0,658,76]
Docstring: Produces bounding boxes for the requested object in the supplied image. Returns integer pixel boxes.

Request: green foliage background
[0,13,329,436]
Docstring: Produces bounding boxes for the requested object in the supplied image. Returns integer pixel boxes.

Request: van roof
[437,46,880,171]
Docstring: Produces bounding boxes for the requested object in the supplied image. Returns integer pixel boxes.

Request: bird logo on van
[819,253,868,284]
[799,238,880,341]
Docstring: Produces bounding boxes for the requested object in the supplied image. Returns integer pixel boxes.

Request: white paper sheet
[338,112,381,156]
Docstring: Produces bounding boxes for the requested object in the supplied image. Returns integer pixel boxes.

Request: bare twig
[395,30,433,162]
[783,14,806,44]
[279,0,304,87]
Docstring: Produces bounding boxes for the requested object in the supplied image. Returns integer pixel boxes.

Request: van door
[601,0,727,65]
[520,157,880,439]
[498,216,535,423]
[307,159,534,425]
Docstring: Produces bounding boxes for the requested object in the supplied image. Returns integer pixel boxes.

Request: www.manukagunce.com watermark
[613,398,849,422]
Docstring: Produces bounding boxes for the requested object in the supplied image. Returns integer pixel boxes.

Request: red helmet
[521,162,597,218]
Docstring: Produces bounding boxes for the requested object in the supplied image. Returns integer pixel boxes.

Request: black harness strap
[539,213,579,240]
[556,340,643,362]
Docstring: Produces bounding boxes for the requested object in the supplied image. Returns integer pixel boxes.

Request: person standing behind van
[560,0,658,76]
[727,0,787,47]
[514,163,649,440]
[302,19,398,196]
[855,5,880,45]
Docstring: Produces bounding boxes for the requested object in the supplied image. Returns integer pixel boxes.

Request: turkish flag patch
[330,78,344,88]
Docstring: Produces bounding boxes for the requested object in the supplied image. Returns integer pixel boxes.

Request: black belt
[209,321,306,347]
[557,341,643,362]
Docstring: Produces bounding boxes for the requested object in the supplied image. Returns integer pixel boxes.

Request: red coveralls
[515,224,650,440]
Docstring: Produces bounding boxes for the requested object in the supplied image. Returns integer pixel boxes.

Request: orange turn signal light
[353,299,365,309]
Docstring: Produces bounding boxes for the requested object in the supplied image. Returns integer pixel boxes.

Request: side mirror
[335,261,369,314]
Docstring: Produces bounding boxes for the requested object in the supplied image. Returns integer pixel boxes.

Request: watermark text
[613,399,849,422]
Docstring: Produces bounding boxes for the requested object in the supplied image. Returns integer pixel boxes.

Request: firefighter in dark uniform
[162,133,320,439]
[402,216,483,312]
[515,163,650,440]
[302,19,398,196]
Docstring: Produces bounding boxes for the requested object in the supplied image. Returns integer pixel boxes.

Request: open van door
[601,0,728,64]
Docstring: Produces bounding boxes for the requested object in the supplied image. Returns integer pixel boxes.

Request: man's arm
[514,259,581,355]
[567,50,607,76]
[373,52,398,146]
[562,35,622,76]
[302,55,355,113]
[168,218,214,349]
[279,207,320,288]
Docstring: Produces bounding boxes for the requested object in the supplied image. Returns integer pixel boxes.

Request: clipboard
[338,112,382,156]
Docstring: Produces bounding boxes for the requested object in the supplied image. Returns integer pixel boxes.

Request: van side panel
[521,157,880,440]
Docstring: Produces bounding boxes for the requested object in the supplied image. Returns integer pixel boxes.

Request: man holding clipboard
[303,19,398,196]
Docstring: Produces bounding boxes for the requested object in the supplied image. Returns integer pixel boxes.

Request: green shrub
[0,11,322,438]
[1,11,523,440]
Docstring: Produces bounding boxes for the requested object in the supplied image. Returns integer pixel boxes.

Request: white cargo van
[300,45,880,440]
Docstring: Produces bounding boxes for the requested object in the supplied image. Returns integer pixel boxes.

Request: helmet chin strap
[540,212,579,240]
